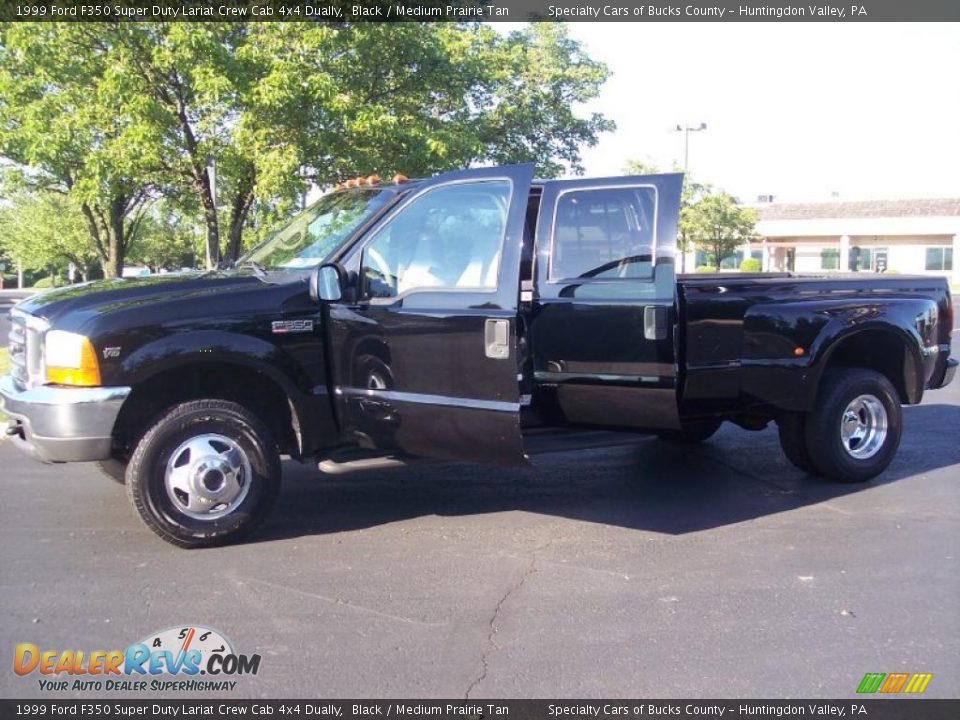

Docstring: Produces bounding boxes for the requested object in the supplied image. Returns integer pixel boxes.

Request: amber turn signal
[44,331,102,387]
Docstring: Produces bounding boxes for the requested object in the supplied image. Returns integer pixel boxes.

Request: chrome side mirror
[310,263,345,303]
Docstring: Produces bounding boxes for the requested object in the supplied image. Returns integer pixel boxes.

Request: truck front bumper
[0,374,131,463]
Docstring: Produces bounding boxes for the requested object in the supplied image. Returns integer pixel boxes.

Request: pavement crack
[465,541,551,699]
[231,574,447,628]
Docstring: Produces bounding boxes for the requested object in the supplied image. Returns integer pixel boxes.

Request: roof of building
[755,198,960,221]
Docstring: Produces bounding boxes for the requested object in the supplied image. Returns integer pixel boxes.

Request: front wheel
[126,400,281,548]
[805,368,902,483]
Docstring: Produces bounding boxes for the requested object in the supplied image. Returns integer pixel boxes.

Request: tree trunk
[226,179,255,262]
[80,202,111,276]
[202,198,220,269]
[107,196,127,279]
[105,241,122,279]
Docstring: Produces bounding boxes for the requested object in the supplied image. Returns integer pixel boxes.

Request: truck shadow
[257,403,960,542]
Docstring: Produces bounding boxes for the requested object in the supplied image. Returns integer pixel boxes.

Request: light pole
[675,122,707,175]
[674,122,707,273]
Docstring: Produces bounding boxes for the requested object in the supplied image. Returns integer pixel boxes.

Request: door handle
[644,305,668,341]
[485,319,510,359]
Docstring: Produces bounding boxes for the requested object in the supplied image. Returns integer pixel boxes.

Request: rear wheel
[777,413,817,474]
[657,418,722,444]
[126,399,281,548]
[805,368,901,483]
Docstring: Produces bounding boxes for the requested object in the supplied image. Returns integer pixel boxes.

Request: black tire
[777,413,817,474]
[804,368,902,483]
[353,353,393,390]
[126,400,281,548]
[657,418,722,444]
[96,458,127,485]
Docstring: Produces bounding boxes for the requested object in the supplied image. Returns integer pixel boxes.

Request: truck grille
[8,312,28,385]
[8,309,45,387]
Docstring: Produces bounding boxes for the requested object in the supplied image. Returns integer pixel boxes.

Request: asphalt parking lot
[1,361,958,700]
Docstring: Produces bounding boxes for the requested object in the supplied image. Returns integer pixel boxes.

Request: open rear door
[528,173,684,430]
[325,164,534,465]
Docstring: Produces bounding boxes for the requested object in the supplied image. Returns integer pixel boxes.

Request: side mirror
[310,263,345,303]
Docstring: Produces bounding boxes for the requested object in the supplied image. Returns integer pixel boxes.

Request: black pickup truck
[2,165,955,547]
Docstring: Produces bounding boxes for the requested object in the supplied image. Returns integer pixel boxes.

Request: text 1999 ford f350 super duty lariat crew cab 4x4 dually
[2,165,955,547]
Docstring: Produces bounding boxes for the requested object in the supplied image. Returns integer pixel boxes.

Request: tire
[777,413,817,474]
[126,400,281,548]
[804,368,902,483]
[353,353,393,391]
[657,418,722,444]
[96,458,127,485]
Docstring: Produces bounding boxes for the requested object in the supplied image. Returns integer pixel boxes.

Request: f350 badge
[271,319,314,334]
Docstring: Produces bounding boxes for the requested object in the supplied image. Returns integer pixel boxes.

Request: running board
[318,430,651,474]
[318,449,430,475]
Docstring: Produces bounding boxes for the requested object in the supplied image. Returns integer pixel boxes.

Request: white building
[749,198,959,284]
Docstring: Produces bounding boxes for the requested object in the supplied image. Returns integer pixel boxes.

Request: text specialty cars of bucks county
[2,165,955,547]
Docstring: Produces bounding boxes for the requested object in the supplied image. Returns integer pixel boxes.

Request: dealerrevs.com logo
[14,625,261,693]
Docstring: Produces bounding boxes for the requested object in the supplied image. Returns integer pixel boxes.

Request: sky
[546,23,960,203]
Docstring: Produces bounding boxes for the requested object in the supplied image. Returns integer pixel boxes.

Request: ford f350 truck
[2,165,955,547]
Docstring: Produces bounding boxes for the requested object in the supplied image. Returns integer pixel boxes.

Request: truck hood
[14,271,278,326]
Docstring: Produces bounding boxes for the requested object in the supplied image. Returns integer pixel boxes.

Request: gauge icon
[139,625,233,668]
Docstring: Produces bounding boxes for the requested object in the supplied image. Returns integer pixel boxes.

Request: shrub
[882,268,899,274]
[695,265,717,273]
[739,258,762,272]
[32,276,58,289]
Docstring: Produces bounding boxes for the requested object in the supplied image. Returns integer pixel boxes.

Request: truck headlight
[44,330,101,386]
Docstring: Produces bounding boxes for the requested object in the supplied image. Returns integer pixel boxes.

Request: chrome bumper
[935,356,958,389]
[0,374,131,463]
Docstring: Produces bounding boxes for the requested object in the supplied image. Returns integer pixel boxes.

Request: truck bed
[675,272,953,416]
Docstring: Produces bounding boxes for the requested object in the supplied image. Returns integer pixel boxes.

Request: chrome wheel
[839,394,888,460]
[164,433,252,521]
[367,371,388,391]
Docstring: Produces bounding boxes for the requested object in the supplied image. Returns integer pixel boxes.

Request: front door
[324,164,534,465]
[529,174,684,430]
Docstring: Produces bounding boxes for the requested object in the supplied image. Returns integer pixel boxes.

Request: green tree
[686,192,757,271]
[0,191,98,282]
[0,24,152,278]
[126,203,203,272]
[2,23,612,270]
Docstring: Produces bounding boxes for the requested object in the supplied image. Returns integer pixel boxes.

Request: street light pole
[674,122,707,274]
[675,122,707,175]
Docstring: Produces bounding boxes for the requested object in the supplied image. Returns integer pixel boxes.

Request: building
[748,198,959,284]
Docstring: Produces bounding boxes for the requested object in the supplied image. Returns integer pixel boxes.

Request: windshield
[240,188,395,270]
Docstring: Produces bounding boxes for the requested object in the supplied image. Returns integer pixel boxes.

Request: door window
[361,181,511,299]
[550,186,657,281]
